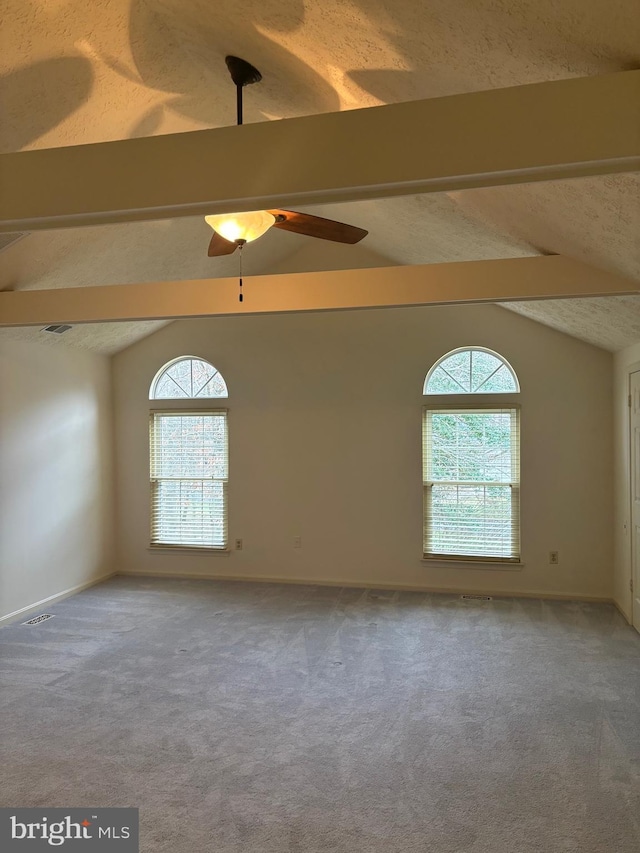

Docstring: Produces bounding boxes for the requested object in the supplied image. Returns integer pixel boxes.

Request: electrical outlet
[235,538,243,550]
[293,536,302,549]
[549,551,559,564]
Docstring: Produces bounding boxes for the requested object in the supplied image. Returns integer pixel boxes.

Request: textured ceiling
[502,296,640,353]
[1,0,639,353]
[3,0,638,151]
[0,321,170,357]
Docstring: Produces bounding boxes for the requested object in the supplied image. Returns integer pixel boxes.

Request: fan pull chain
[236,81,244,304]
[237,83,243,126]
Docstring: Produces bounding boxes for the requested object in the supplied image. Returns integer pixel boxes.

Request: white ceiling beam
[1,257,636,327]
[1,71,638,232]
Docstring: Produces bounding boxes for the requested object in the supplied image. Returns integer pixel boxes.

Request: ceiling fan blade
[207,232,238,257]
[269,210,368,244]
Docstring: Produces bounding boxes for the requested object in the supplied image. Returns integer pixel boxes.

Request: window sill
[422,557,523,571]
[148,546,230,555]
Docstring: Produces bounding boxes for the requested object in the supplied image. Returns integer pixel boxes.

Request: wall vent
[23,614,55,625]
[460,594,493,601]
[0,232,27,254]
[42,324,72,335]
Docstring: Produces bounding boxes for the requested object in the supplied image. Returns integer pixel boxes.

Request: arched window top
[424,347,519,395]
[150,356,228,400]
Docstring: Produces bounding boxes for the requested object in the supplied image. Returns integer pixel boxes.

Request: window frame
[149,408,229,552]
[149,356,230,552]
[422,394,521,565]
[149,355,229,400]
[424,346,520,396]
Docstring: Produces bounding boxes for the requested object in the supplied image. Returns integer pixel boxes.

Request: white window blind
[423,407,520,561]
[150,411,228,549]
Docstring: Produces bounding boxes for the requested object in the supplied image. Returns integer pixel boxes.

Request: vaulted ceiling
[1,0,638,354]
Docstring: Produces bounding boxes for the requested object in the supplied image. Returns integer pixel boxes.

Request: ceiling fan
[205,56,368,259]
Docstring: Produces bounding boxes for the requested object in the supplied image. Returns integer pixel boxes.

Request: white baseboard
[118,570,612,605]
[612,596,632,624]
[0,572,116,626]
[0,569,615,624]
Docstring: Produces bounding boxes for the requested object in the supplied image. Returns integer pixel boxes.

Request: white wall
[0,339,114,621]
[613,342,640,620]
[113,303,613,600]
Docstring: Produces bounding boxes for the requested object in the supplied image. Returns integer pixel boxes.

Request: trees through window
[424,347,519,395]
[150,356,228,400]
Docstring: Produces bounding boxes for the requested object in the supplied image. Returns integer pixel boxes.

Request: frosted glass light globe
[205,210,276,243]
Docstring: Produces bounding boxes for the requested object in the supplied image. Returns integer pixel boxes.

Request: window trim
[149,408,229,552]
[422,400,521,564]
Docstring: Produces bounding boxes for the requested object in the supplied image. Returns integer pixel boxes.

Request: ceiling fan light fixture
[205,210,276,244]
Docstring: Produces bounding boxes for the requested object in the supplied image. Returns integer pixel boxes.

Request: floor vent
[461,594,493,601]
[23,614,55,625]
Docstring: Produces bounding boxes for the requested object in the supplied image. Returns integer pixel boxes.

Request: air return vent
[0,232,27,253]
[23,614,55,625]
[460,594,493,601]
[42,324,72,335]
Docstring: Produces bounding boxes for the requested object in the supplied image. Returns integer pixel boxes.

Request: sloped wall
[112,303,613,600]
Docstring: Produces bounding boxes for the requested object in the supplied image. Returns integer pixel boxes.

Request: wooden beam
[1,72,638,232]
[1,257,636,327]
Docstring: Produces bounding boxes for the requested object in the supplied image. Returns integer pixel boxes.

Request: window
[149,358,228,549]
[424,347,519,395]
[423,348,520,562]
[150,356,228,400]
